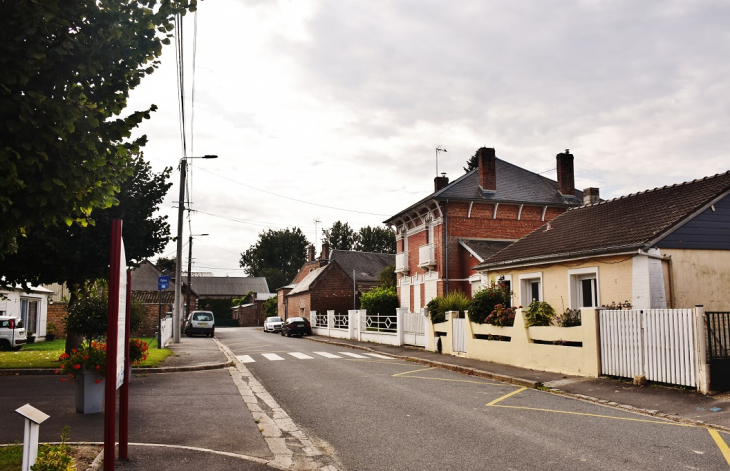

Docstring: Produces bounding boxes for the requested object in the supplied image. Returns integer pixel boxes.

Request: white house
[0,284,52,337]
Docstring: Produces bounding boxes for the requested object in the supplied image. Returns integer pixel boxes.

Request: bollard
[15,404,50,471]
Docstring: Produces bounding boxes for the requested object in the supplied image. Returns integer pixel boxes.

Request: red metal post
[104,219,123,471]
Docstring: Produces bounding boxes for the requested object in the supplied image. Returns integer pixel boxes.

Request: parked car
[281,317,312,337]
[185,311,215,337]
[0,316,27,351]
[263,316,284,333]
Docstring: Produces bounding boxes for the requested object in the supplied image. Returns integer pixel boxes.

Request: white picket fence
[599,309,701,387]
[159,315,173,347]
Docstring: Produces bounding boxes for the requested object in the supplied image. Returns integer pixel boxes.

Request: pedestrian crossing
[236,351,393,363]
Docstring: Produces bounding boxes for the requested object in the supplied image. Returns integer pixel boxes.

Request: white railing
[418,243,435,268]
[314,311,328,328]
[333,312,349,329]
[365,311,397,333]
[600,309,698,387]
[395,252,408,273]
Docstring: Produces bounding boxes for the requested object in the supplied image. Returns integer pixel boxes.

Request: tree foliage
[322,221,357,251]
[0,0,197,258]
[263,297,278,318]
[359,286,398,316]
[377,265,396,288]
[239,228,309,289]
[355,226,396,253]
[464,153,478,173]
[0,155,173,290]
[155,257,176,273]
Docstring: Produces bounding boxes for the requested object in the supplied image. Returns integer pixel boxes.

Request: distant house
[280,243,395,320]
[189,276,269,300]
[384,147,589,313]
[0,284,52,338]
[475,170,730,311]
[231,292,278,327]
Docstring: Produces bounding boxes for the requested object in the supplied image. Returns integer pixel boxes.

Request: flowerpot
[26,336,36,344]
[45,334,56,342]
[75,366,105,414]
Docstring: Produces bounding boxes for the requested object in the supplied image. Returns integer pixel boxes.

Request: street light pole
[172,155,217,343]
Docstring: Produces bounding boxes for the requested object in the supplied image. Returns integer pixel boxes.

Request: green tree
[0,0,197,258]
[0,155,173,290]
[377,265,396,288]
[239,228,309,289]
[263,297,278,318]
[355,226,396,253]
[155,257,177,273]
[322,221,358,251]
[464,153,478,173]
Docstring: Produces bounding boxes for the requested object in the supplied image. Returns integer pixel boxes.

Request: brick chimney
[556,149,575,196]
[583,187,600,205]
[434,173,449,192]
[307,244,315,262]
[478,147,496,192]
[321,241,330,261]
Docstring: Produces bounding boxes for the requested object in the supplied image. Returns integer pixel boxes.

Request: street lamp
[173,155,218,343]
[186,233,208,321]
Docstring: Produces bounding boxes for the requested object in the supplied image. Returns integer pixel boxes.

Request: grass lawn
[0,444,22,471]
[0,337,172,369]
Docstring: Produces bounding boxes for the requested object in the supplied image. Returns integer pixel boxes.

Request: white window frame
[518,272,543,306]
[568,267,600,309]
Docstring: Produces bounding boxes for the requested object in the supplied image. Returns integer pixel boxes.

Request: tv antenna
[436,146,447,176]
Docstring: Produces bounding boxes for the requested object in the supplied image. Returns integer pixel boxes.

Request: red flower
[82,355,89,360]
[72,349,77,353]
[59,353,69,360]
[94,379,102,384]
[96,365,100,370]
[73,364,81,370]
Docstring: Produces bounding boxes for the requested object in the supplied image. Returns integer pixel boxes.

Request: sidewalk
[305,335,730,432]
[0,337,275,471]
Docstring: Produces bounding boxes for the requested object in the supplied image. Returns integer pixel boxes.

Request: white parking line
[364,353,393,359]
[262,353,285,361]
[313,352,342,359]
[339,352,369,359]
[289,352,314,360]
[237,355,255,363]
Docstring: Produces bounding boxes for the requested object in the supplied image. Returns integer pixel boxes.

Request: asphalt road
[217,327,730,471]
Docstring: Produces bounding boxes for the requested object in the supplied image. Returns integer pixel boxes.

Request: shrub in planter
[64,294,108,341]
[45,322,57,341]
[427,291,470,323]
[468,283,512,324]
[484,304,517,327]
[360,286,398,316]
[557,308,581,327]
[524,301,556,327]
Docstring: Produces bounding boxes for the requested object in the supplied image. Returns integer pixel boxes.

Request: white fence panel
[160,316,173,347]
[599,309,696,387]
[452,316,466,353]
[401,310,426,347]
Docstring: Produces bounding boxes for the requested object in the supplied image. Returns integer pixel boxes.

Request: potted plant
[46,322,57,341]
[57,340,107,413]
[26,331,36,344]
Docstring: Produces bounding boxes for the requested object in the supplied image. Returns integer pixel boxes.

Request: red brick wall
[46,303,68,338]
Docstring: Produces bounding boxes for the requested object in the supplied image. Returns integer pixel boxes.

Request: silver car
[263,316,283,333]
[184,311,215,337]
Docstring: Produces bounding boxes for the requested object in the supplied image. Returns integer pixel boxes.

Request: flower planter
[26,336,36,344]
[45,334,56,341]
[75,366,105,414]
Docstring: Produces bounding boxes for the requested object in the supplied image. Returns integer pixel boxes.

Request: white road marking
[262,353,285,361]
[339,352,368,359]
[288,352,314,360]
[364,353,393,359]
[237,355,255,363]
[314,351,342,359]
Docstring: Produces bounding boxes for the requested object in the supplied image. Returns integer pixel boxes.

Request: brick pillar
[557,150,575,196]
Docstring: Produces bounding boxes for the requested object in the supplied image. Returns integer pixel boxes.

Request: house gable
[656,193,730,250]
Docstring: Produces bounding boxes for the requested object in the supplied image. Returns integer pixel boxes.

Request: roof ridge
[572,169,730,210]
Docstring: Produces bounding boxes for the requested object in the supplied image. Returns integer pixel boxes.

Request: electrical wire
[195,166,392,217]
[191,208,316,231]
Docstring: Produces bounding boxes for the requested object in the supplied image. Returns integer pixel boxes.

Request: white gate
[599,309,697,387]
[453,317,466,353]
[402,310,425,347]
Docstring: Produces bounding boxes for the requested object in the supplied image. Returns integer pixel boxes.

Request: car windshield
[193,313,213,321]
[268,317,282,322]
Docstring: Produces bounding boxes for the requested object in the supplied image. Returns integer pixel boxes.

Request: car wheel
[0,340,10,351]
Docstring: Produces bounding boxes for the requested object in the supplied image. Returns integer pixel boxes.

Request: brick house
[231,292,277,327]
[279,243,395,320]
[384,147,589,312]
[475,170,730,311]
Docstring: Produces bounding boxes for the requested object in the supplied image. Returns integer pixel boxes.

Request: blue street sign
[158,275,170,290]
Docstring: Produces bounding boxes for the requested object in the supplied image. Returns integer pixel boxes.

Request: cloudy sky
[126,0,730,280]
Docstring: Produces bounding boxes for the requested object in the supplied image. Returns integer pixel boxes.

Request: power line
[196,166,392,217]
[191,208,316,231]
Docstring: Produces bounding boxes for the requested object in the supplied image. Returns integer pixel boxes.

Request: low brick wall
[46,302,68,338]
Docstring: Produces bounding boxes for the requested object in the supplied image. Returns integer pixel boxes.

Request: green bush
[263,296,278,318]
[427,291,470,323]
[32,426,75,471]
[557,308,582,327]
[65,294,108,340]
[360,286,398,316]
[468,283,511,324]
[524,301,556,327]
[484,304,517,327]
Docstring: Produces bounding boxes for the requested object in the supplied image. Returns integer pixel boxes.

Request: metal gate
[453,317,466,353]
[706,312,730,390]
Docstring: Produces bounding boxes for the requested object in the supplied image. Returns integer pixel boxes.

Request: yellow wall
[664,249,730,311]
[487,254,634,311]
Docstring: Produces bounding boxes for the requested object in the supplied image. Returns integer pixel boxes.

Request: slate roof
[385,157,583,223]
[330,250,395,282]
[476,171,730,269]
[458,239,515,262]
[287,266,326,295]
[190,276,270,297]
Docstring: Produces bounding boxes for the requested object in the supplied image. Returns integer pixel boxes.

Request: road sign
[158,275,170,291]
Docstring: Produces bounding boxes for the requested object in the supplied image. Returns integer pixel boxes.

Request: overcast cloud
[126,0,730,279]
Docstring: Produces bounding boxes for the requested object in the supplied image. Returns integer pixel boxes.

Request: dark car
[281,317,312,337]
[185,311,215,337]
